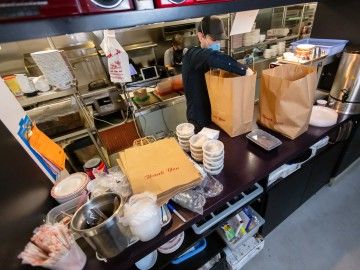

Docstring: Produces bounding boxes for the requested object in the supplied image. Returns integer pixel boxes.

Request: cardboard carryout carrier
[117,138,201,205]
[259,64,317,139]
[205,69,257,137]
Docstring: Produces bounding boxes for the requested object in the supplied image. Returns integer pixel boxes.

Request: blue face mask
[208,42,221,51]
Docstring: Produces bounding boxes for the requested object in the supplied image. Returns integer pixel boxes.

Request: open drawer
[192,183,263,235]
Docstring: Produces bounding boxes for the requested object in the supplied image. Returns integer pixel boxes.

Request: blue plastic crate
[291,38,348,56]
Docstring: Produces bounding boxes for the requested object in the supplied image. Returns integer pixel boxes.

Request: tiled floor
[243,159,360,270]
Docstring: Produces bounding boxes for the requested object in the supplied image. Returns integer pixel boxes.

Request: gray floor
[243,159,360,270]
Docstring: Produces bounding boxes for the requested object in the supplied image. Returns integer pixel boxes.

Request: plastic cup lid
[84,158,101,169]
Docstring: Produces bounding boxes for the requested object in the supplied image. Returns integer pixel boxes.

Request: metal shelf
[18,85,117,108]
[123,41,158,52]
[231,34,298,54]
[0,0,310,43]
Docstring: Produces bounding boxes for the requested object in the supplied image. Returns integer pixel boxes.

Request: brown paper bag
[117,138,201,204]
[205,69,256,137]
[259,64,317,139]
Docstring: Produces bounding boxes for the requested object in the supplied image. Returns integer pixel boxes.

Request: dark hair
[197,16,226,41]
[172,34,184,47]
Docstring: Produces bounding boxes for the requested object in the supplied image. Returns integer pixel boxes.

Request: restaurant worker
[182,16,249,132]
[164,34,188,70]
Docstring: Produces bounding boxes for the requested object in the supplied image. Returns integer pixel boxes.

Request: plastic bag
[107,167,132,198]
[123,192,161,242]
[190,159,223,198]
[50,242,86,270]
[196,173,223,198]
[87,167,132,199]
[172,190,206,215]
[100,30,131,83]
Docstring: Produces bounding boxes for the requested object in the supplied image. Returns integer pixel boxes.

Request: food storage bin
[47,193,88,224]
[224,236,265,270]
[291,38,348,56]
[217,207,264,250]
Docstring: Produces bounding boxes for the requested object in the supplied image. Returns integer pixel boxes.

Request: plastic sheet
[87,167,132,199]
[197,173,223,198]
[50,243,86,270]
[172,190,206,215]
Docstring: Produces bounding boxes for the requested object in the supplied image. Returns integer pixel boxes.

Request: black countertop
[82,112,353,270]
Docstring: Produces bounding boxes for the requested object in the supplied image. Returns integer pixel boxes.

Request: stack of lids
[51,173,89,204]
[117,138,201,205]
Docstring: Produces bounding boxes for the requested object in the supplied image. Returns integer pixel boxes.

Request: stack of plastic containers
[202,140,224,175]
[176,123,195,152]
[189,134,209,162]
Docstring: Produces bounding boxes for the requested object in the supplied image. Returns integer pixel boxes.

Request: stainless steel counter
[18,84,118,108]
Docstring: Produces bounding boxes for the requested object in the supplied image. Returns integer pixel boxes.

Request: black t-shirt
[182,47,247,129]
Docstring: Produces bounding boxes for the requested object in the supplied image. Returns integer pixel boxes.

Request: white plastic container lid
[202,140,224,157]
[189,134,209,149]
[176,123,195,137]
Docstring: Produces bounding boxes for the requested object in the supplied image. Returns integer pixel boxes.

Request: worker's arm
[206,50,247,76]
[188,48,247,76]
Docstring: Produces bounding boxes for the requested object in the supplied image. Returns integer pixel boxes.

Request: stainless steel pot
[71,193,129,258]
[329,48,360,114]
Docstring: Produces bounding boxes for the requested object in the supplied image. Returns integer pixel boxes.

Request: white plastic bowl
[135,250,158,270]
[176,123,195,137]
[203,150,224,160]
[203,157,224,169]
[316,99,328,106]
[204,164,224,175]
[310,106,338,127]
[202,140,224,157]
[158,232,185,254]
[189,134,209,149]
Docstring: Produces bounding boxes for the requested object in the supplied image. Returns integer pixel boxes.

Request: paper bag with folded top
[117,138,201,205]
[259,64,317,139]
[205,69,256,137]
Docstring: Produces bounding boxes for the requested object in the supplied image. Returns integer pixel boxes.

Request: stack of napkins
[117,138,201,205]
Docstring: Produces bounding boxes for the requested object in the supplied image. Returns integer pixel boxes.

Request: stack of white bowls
[263,49,273,59]
[231,34,243,49]
[51,173,89,204]
[176,123,195,152]
[277,41,286,55]
[243,33,254,47]
[243,29,260,46]
[270,44,279,56]
[252,29,260,44]
[202,140,225,175]
[189,134,209,162]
